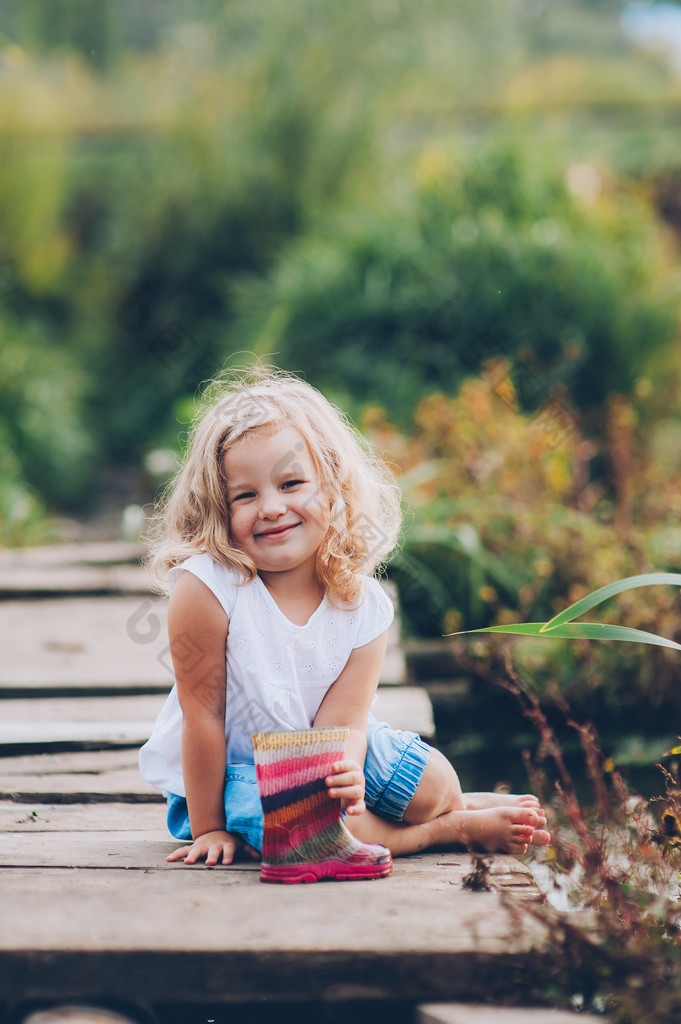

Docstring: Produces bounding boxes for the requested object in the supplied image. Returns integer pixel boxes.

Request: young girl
[139,370,550,879]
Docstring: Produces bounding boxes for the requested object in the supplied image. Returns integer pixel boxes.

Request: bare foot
[433,806,540,855]
[464,792,540,811]
[464,793,551,846]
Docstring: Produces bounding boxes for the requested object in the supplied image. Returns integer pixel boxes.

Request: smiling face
[223,424,331,579]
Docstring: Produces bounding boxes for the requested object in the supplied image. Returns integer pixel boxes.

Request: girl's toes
[518,808,539,827]
[531,828,551,847]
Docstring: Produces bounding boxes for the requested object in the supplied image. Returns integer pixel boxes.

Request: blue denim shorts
[166,716,432,853]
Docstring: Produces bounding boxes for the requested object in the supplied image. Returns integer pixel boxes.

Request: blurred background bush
[2,0,681,716]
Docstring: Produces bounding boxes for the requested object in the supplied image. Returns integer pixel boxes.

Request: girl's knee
[403,747,463,823]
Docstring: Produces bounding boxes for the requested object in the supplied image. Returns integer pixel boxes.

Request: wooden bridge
[0,543,600,1024]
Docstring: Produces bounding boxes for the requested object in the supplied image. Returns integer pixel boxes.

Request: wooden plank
[0,749,144,779]
[0,690,430,756]
[374,686,434,738]
[19,1007,139,1024]
[0,542,144,568]
[0,859,551,1004]
[418,1006,606,1024]
[379,580,407,685]
[0,685,431,800]
[0,749,145,778]
[0,831,177,868]
[0,805,539,894]
[1,695,165,723]
[0,596,174,692]
[0,590,402,693]
[0,801,165,831]
[0,798,553,1007]
[0,694,164,756]
[0,563,152,597]
[380,646,407,687]
[0,765,163,803]
[0,798,539,887]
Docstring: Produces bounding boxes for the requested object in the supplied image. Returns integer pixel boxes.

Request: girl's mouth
[256,523,300,539]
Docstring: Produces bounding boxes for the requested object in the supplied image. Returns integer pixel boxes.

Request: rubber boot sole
[260,855,393,884]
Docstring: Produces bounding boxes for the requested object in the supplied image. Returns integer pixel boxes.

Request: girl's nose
[258,489,286,519]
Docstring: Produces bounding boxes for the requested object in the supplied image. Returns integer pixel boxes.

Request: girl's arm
[164,571,247,866]
[312,628,389,815]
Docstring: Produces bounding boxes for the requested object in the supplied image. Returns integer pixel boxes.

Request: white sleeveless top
[138,553,394,796]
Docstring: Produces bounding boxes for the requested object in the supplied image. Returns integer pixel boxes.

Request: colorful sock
[251,727,392,884]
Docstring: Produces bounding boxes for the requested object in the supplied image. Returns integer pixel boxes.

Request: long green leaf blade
[448,623,549,637]
[541,572,681,632]
[449,621,681,652]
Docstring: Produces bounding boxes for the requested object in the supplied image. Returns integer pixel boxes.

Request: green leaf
[449,621,681,652]
[449,622,550,637]
[405,523,519,597]
[541,572,681,632]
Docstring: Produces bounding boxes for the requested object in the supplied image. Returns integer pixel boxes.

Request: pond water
[430,684,676,802]
[622,2,681,75]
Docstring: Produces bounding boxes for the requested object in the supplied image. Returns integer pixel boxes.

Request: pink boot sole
[261,855,393,884]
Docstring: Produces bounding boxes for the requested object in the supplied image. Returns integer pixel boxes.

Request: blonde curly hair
[146,368,402,604]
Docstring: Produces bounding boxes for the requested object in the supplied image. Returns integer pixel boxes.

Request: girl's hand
[167,829,260,867]
[325,759,366,816]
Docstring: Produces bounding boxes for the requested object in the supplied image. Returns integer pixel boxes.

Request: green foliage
[0,7,375,518]
[235,137,679,424]
[372,376,681,715]
[0,316,96,506]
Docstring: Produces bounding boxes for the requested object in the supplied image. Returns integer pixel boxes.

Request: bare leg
[345,805,540,856]
[355,745,551,854]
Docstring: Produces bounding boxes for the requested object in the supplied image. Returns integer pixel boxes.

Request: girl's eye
[231,491,255,502]
[282,479,304,490]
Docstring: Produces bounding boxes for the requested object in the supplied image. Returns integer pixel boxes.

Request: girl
[139,370,550,879]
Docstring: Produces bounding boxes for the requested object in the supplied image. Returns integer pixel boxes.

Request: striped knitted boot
[252,727,393,884]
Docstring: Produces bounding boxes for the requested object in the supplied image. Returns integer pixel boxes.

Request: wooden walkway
[0,543,596,1024]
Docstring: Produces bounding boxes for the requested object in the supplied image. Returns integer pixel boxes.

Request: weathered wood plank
[0,691,163,756]
[378,579,407,685]
[0,831,177,868]
[0,818,539,897]
[20,1007,140,1024]
[0,751,161,806]
[1,696,165,723]
[0,590,403,692]
[0,542,144,568]
[0,596,174,691]
[0,801,164,831]
[0,687,432,758]
[0,767,163,803]
[418,1005,605,1024]
[0,541,149,597]
[0,564,153,597]
[375,686,434,737]
[0,858,550,1005]
[0,749,141,777]
[0,799,551,1008]
[0,857,544,938]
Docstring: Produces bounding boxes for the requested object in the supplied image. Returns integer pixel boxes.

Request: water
[621,2,681,75]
